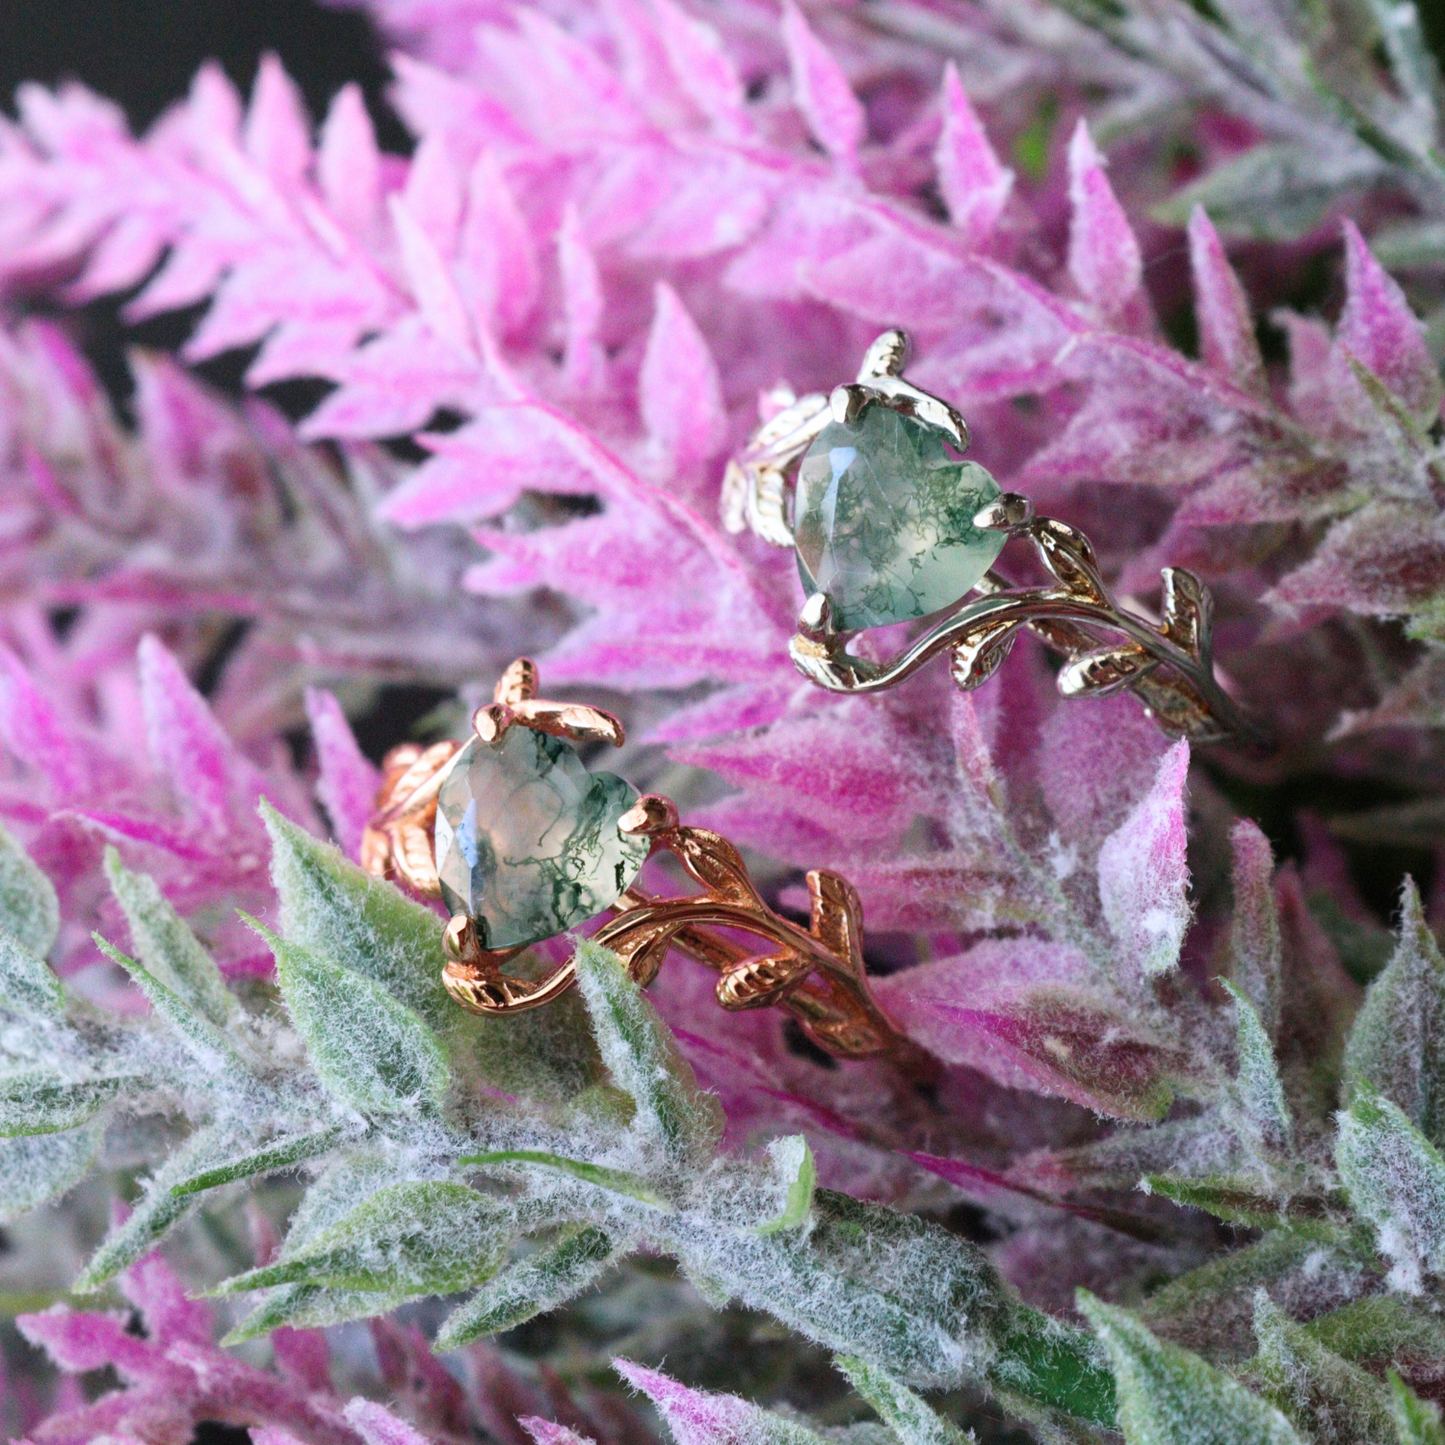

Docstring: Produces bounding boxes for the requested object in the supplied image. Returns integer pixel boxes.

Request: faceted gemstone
[794,403,1006,631]
[434,727,649,949]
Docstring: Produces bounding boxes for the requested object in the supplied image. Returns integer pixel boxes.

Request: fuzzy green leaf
[1337,1085,1445,1291]
[1079,1290,1303,1443]
[1154,144,1384,241]
[573,940,723,1170]
[838,1355,972,1445]
[74,1126,231,1290]
[1223,980,1293,1153]
[169,1126,351,1196]
[0,932,64,1019]
[435,1225,620,1349]
[262,803,601,1100]
[104,848,234,1026]
[0,1071,135,1136]
[94,934,248,1073]
[214,1181,511,1295]
[1144,1174,1297,1230]
[0,824,59,960]
[461,1149,671,1209]
[991,1304,1117,1428]
[1388,1370,1445,1445]
[670,1189,1009,1391]
[252,916,449,1115]
[0,1123,102,1223]
[758,1136,816,1234]
[1249,1289,1396,1445]
[222,1280,421,1343]
[1344,882,1445,1143]
[1306,1294,1445,1368]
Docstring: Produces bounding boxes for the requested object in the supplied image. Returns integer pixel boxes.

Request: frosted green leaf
[757,1136,816,1234]
[223,1280,421,1344]
[435,1225,620,1349]
[573,940,722,1170]
[1306,1295,1445,1367]
[0,1071,135,1136]
[224,1147,415,1337]
[1153,144,1385,241]
[461,1149,671,1208]
[1078,1290,1303,1443]
[0,932,64,1019]
[0,1123,102,1223]
[0,823,59,959]
[990,1305,1116,1428]
[213,1181,511,1295]
[94,935,248,1073]
[263,802,599,1101]
[1388,1370,1445,1445]
[1344,882,1445,1143]
[251,916,449,1115]
[1143,1174,1294,1230]
[838,1356,972,1445]
[1336,1086,1445,1291]
[1223,980,1293,1153]
[1249,1289,1396,1444]
[670,1189,1009,1389]
[74,1125,233,1290]
[169,1126,351,1196]
[1362,0,1441,136]
[104,848,233,1027]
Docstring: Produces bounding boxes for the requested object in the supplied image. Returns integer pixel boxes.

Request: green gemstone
[434,728,649,950]
[794,403,1006,631]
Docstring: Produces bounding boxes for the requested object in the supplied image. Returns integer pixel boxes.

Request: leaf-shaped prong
[1057,645,1157,698]
[869,376,969,449]
[857,328,910,379]
[619,794,680,837]
[494,657,538,705]
[511,700,625,747]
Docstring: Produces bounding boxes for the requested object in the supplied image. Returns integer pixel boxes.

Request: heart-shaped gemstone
[434,728,649,949]
[794,403,1006,631]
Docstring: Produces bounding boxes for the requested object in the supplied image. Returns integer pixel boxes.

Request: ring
[723,330,1249,744]
[361,660,898,1059]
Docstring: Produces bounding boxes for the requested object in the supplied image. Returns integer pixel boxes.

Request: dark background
[0,0,406,145]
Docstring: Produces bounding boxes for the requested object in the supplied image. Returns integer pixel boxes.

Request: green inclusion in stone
[794,403,1006,631]
[434,728,649,950]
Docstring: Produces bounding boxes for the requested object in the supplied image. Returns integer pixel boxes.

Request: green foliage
[0,823,59,959]
[757,1135,816,1233]
[434,1225,620,1349]
[572,938,724,1169]
[459,1149,673,1209]
[105,847,234,1027]
[1337,1085,1445,1290]
[253,915,450,1115]
[838,1357,974,1445]
[1079,1291,1303,1443]
[1247,1289,1396,1444]
[1223,980,1294,1153]
[1344,881,1445,1141]
[1388,1371,1445,1445]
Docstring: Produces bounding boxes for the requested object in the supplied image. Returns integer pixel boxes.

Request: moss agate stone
[794,404,1006,631]
[434,728,649,949]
